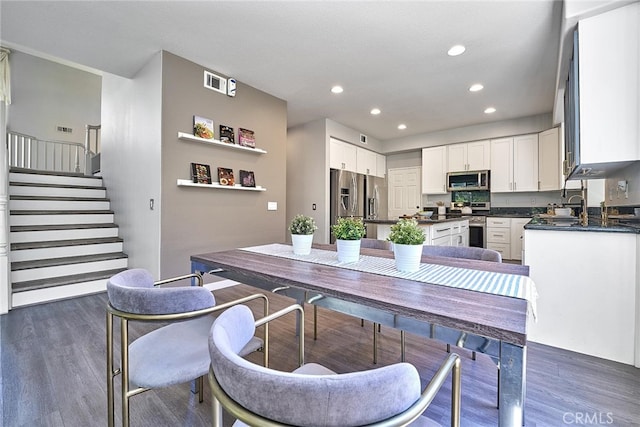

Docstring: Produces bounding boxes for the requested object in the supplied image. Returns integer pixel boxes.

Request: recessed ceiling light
[397,124,407,130]
[370,108,381,115]
[469,84,484,92]
[484,107,496,114]
[447,45,466,56]
[331,85,344,94]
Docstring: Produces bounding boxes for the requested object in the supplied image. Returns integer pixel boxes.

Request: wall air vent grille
[360,134,368,144]
[204,70,227,95]
[56,126,73,134]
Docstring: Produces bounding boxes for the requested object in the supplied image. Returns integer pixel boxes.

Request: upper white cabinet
[575,3,640,171]
[421,146,448,194]
[356,147,377,176]
[447,140,490,172]
[329,138,357,172]
[490,135,539,192]
[376,153,386,178]
[538,127,562,191]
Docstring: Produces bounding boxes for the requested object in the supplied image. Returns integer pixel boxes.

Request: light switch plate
[267,202,277,211]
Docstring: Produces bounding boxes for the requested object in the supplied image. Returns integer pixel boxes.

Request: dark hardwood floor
[1,284,639,426]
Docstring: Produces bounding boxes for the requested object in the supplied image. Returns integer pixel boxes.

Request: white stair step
[11,225,119,243]
[11,254,128,282]
[12,278,109,308]
[10,183,106,198]
[11,269,127,307]
[9,171,104,187]
[11,238,124,262]
[10,197,111,211]
[10,211,114,226]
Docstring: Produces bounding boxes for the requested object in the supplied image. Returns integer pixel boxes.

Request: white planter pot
[291,233,313,255]
[393,243,423,272]
[336,239,361,263]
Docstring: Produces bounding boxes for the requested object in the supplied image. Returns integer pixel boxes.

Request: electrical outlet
[530,198,536,206]
[267,202,277,211]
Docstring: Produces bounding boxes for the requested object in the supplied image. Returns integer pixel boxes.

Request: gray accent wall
[160,52,287,278]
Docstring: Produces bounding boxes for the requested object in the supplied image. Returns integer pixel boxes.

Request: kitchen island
[524,216,640,367]
[365,216,470,246]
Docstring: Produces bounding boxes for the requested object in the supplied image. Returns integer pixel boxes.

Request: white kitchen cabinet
[421,146,447,194]
[490,135,538,192]
[509,218,530,261]
[538,127,562,191]
[451,220,469,247]
[487,217,511,260]
[376,153,386,178]
[573,3,640,174]
[525,228,639,366]
[356,147,377,176]
[329,138,357,171]
[447,140,490,172]
[429,222,453,246]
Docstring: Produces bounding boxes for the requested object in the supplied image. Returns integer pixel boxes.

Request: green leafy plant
[289,214,317,235]
[331,216,366,240]
[387,218,426,245]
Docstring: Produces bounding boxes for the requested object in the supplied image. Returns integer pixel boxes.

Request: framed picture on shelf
[190,163,212,184]
[193,115,214,139]
[239,170,256,187]
[238,128,255,148]
[219,125,235,144]
[217,167,235,186]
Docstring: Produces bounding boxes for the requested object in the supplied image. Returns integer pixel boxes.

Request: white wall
[604,162,640,207]
[101,53,162,277]
[7,51,101,144]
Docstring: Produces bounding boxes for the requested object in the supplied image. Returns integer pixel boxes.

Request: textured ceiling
[0,0,563,143]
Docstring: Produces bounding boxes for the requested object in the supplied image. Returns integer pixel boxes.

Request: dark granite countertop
[524,216,640,234]
[365,216,471,225]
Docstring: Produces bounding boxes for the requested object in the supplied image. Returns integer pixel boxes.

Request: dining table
[191,243,535,427]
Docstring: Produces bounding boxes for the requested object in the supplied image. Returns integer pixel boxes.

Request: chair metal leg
[212,396,224,427]
[313,305,318,340]
[198,376,204,403]
[120,318,130,427]
[373,323,378,364]
[400,330,406,362]
[106,311,115,427]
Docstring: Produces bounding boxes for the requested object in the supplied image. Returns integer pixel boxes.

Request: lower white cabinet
[487,217,531,261]
[487,217,511,260]
[510,218,530,261]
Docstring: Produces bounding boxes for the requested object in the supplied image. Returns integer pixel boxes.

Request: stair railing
[7,130,86,174]
[85,124,101,175]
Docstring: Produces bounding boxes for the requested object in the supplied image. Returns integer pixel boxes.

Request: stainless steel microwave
[446,170,490,191]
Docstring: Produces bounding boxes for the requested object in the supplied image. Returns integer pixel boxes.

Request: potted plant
[387,218,426,272]
[289,214,317,255]
[331,216,366,263]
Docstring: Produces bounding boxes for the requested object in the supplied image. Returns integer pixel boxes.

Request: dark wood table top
[192,243,530,346]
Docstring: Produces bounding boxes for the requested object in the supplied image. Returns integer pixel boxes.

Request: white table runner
[241,243,538,319]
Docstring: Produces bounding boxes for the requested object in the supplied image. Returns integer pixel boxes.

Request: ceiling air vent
[204,70,227,95]
[360,134,368,144]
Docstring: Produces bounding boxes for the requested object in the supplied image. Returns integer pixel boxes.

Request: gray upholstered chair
[209,304,461,427]
[421,245,502,262]
[106,268,268,427]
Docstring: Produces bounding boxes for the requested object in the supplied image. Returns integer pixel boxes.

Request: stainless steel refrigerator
[330,169,387,242]
[330,169,365,243]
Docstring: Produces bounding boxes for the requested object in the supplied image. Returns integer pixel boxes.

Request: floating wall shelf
[177,132,267,154]
[177,179,266,192]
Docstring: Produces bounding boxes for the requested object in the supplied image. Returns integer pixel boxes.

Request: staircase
[8,168,128,307]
